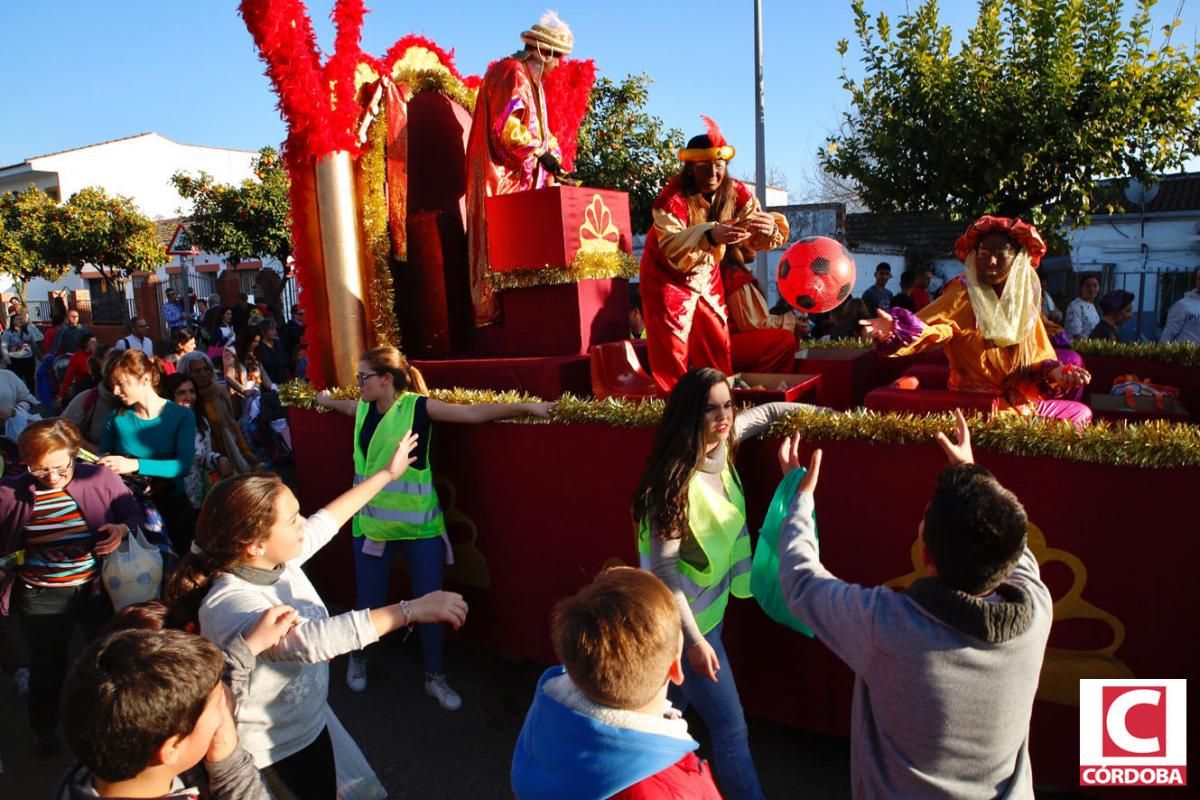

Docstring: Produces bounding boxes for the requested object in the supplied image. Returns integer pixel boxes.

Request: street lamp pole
[753,0,769,289]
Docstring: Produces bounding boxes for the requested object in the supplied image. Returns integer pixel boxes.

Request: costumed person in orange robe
[861,215,1093,424]
[639,118,789,394]
[465,12,573,326]
[720,244,801,373]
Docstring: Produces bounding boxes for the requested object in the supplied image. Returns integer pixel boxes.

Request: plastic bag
[3,408,41,442]
[101,529,163,612]
[749,467,816,637]
[325,708,388,799]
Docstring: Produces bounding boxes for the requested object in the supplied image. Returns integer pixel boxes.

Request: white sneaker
[14,667,29,698]
[346,652,367,692]
[424,673,462,711]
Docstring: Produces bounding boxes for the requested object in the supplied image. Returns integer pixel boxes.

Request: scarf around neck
[196,380,252,473]
[963,251,1041,347]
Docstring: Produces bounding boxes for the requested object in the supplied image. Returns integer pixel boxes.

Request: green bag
[749,467,816,637]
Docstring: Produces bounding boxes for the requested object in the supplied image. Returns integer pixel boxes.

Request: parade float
[239,0,1200,789]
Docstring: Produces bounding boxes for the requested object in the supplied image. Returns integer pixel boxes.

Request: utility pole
[753,0,769,289]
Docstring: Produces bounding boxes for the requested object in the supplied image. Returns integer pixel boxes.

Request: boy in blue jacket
[512,567,722,799]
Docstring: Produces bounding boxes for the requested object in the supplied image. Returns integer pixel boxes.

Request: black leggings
[259,726,337,800]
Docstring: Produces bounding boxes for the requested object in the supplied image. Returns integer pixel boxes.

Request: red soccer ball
[776,236,857,314]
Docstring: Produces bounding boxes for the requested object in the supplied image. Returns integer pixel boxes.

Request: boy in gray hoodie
[777,410,1052,799]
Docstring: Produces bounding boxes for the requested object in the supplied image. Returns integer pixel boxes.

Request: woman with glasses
[315,346,552,710]
[861,215,1092,423]
[0,418,142,756]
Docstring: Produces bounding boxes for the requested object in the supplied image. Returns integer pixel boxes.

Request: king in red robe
[639,118,789,393]
[465,13,573,326]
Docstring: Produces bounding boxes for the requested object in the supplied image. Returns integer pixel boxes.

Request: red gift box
[732,372,822,405]
[500,277,630,357]
[486,186,632,270]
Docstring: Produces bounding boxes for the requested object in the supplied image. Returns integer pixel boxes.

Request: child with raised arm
[166,431,468,800]
[777,410,1052,799]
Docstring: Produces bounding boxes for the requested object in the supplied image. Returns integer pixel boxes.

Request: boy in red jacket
[512,567,722,799]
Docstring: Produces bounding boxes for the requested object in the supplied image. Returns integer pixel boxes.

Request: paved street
[0,623,851,799]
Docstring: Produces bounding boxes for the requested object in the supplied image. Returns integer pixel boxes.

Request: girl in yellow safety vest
[633,367,809,800]
[317,346,552,710]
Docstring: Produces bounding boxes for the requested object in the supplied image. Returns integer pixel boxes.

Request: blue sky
[2,1,1194,200]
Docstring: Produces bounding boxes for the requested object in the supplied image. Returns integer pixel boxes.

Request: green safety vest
[352,394,445,541]
[638,463,753,634]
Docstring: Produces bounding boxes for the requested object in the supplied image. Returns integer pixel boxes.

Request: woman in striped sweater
[0,418,143,757]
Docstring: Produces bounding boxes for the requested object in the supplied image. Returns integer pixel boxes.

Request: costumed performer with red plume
[861,215,1093,424]
[639,117,789,394]
[466,11,575,327]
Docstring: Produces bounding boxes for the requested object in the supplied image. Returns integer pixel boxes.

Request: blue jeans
[669,621,765,800]
[352,535,445,673]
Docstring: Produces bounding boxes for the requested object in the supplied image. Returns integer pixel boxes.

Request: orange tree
[171,146,291,268]
[44,187,165,301]
[0,185,69,304]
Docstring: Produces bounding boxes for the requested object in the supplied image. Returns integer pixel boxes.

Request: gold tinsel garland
[278,380,1200,468]
[358,110,399,347]
[487,250,639,293]
[398,69,477,113]
[1073,339,1200,367]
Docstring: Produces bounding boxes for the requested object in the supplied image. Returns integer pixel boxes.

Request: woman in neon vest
[317,346,553,710]
[633,367,804,800]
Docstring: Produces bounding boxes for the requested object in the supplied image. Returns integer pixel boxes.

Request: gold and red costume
[466,55,561,326]
[639,176,788,393]
[720,260,799,374]
[878,216,1091,423]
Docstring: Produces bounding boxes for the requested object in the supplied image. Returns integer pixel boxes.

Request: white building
[0,132,274,321]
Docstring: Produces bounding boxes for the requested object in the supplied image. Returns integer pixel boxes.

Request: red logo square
[1102,685,1168,758]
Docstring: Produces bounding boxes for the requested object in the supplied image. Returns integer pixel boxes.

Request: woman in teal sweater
[99,350,196,554]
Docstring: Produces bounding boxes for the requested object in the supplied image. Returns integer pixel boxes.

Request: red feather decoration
[700,115,728,148]
[542,58,597,172]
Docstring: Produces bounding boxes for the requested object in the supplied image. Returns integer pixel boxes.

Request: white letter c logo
[1106,688,1162,754]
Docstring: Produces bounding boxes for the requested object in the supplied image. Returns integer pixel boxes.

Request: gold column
[314,151,368,387]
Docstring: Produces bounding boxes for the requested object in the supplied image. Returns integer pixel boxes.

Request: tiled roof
[1094,171,1200,215]
[845,212,964,258]
[154,217,187,249]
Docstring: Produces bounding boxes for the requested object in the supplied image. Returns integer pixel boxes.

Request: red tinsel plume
[543,58,597,172]
[700,115,728,148]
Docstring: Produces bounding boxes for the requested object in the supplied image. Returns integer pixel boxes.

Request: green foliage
[44,187,165,288]
[572,74,685,234]
[172,146,291,266]
[822,0,1200,235]
[0,185,69,299]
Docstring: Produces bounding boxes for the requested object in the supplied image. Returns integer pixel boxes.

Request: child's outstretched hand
[245,605,300,656]
[777,432,803,475]
[409,590,469,630]
[384,430,420,479]
[934,408,974,466]
[778,433,823,495]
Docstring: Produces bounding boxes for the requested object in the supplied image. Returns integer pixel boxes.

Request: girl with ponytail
[165,433,468,800]
[315,345,552,710]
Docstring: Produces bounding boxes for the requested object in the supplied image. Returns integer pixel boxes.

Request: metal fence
[1054,266,1196,341]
